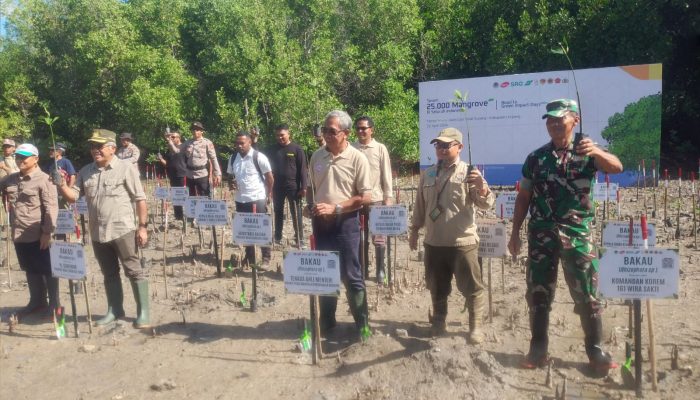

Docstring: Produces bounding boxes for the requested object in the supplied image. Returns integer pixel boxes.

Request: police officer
[58,129,151,328]
[0,143,59,318]
[408,128,494,342]
[0,138,19,178]
[507,99,623,371]
[352,116,393,283]
[306,110,371,337]
[116,132,141,171]
[168,122,221,197]
[268,123,307,247]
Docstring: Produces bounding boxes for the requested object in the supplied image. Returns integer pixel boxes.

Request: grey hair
[104,142,117,148]
[325,110,352,131]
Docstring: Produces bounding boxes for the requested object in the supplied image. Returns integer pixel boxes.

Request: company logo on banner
[419,64,662,186]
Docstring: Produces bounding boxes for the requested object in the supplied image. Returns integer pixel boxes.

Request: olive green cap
[542,98,579,119]
[88,129,117,144]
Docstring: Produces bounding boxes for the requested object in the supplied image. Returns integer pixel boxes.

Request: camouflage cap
[430,127,463,145]
[542,99,579,119]
[2,138,16,147]
[191,121,205,131]
[88,129,117,144]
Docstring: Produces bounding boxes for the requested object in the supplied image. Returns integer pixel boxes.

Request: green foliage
[0,0,696,169]
[601,94,662,169]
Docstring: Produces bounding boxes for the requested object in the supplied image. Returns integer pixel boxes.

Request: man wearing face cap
[507,99,623,372]
[0,138,19,178]
[42,142,76,189]
[409,127,494,343]
[168,121,221,197]
[116,132,141,172]
[57,129,151,328]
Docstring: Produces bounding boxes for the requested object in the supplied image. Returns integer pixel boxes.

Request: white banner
[369,205,408,236]
[592,182,620,203]
[419,64,662,186]
[232,212,272,245]
[50,242,86,280]
[184,196,207,218]
[75,197,88,215]
[195,200,229,226]
[283,250,341,296]
[494,192,517,219]
[602,221,656,248]
[476,219,507,258]
[55,209,75,235]
[154,186,170,200]
[171,187,189,206]
[599,248,679,299]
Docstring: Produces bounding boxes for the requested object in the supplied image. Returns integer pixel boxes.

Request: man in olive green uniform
[58,129,151,328]
[508,99,623,372]
[409,128,494,343]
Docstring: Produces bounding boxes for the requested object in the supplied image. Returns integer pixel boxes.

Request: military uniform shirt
[352,139,393,203]
[116,143,141,168]
[0,169,58,242]
[0,154,19,178]
[308,144,371,205]
[177,137,222,180]
[410,161,494,247]
[72,157,146,243]
[520,141,596,237]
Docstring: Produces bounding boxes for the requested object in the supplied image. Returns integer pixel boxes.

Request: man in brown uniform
[0,143,59,317]
[116,132,141,172]
[58,129,151,328]
[306,110,372,337]
[0,138,19,178]
[409,128,495,343]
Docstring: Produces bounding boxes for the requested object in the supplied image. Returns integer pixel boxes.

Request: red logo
[500,82,510,88]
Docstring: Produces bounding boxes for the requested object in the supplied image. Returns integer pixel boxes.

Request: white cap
[15,143,39,157]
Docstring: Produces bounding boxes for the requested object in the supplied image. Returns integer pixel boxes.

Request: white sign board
[184,196,207,218]
[171,187,189,206]
[602,222,657,248]
[369,205,408,236]
[283,250,341,295]
[75,197,88,215]
[232,212,272,245]
[476,219,507,258]
[50,242,86,280]
[592,182,620,202]
[55,209,75,235]
[494,192,517,219]
[599,248,679,299]
[154,186,170,200]
[419,64,662,186]
[195,200,229,226]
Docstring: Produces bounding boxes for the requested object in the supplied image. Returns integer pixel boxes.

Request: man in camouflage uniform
[167,121,221,197]
[116,132,141,171]
[508,99,623,372]
[0,139,19,178]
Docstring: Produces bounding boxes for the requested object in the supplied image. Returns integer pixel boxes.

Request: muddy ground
[0,183,698,400]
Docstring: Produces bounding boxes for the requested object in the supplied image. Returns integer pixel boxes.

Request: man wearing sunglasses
[306,110,371,338]
[0,143,59,318]
[507,99,622,373]
[409,127,494,343]
[57,129,151,329]
[352,116,393,284]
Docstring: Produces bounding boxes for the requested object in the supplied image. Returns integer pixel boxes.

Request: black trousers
[187,176,210,197]
[272,189,303,243]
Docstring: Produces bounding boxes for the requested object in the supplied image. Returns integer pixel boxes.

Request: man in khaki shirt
[116,132,141,172]
[352,116,393,284]
[409,127,495,342]
[0,138,19,178]
[306,110,372,339]
[58,129,151,329]
[0,143,59,318]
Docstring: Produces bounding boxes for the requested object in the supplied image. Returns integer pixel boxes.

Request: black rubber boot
[580,314,618,373]
[19,272,48,316]
[95,277,125,326]
[318,296,337,334]
[431,294,448,336]
[523,307,550,368]
[45,276,61,311]
[375,246,386,285]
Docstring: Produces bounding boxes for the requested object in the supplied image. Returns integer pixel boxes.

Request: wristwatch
[334,204,343,215]
[139,223,148,228]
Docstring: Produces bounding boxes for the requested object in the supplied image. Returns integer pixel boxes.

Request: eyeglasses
[355,126,371,131]
[321,127,346,137]
[434,141,459,150]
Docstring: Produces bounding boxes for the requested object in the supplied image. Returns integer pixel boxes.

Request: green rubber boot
[130,280,151,329]
[95,277,125,326]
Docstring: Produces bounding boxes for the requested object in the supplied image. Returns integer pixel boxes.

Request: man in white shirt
[227,131,274,269]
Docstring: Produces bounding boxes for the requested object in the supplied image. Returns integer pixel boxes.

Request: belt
[188,164,208,171]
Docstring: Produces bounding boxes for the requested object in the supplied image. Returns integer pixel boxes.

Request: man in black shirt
[268,124,308,247]
[159,130,188,221]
